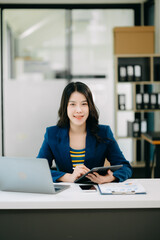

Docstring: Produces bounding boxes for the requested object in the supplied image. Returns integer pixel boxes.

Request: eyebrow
[68,100,88,103]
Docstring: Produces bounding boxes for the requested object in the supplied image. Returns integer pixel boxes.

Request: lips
[74,115,84,120]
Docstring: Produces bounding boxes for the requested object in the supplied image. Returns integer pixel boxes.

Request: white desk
[0,179,160,209]
[0,179,160,240]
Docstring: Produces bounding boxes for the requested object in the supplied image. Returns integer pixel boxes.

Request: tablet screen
[74,165,123,183]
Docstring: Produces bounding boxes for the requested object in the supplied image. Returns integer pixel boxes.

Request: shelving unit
[114,54,160,170]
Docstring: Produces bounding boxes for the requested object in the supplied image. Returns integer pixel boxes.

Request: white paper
[98,181,146,195]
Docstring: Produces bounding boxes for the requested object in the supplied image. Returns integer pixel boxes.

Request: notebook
[0,157,70,194]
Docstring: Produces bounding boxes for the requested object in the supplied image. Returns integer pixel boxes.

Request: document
[98,181,146,195]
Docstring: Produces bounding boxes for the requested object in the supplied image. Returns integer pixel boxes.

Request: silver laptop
[0,157,70,194]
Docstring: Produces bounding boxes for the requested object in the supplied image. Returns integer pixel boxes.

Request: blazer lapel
[56,127,72,172]
[85,128,97,168]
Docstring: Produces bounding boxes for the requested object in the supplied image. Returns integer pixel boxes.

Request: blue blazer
[37,125,132,182]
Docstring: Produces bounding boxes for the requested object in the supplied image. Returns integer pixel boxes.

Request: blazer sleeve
[104,126,133,182]
[37,128,66,182]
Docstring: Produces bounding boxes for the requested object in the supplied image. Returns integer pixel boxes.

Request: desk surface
[0,179,160,210]
[142,133,160,145]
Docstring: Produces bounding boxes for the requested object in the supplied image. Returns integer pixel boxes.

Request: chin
[72,120,86,126]
[74,121,85,126]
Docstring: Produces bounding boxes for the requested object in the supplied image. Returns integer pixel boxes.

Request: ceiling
[4,9,63,35]
[3,0,145,37]
[2,0,142,54]
[0,0,147,4]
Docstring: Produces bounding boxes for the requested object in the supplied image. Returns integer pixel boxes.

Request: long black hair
[57,82,101,141]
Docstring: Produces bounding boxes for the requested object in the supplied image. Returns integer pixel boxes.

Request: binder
[150,93,157,109]
[157,93,160,109]
[127,121,133,137]
[155,64,160,81]
[133,120,140,137]
[136,139,141,162]
[118,94,126,110]
[118,65,127,82]
[127,65,134,82]
[143,93,150,109]
[136,93,143,110]
[141,119,147,133]
[127,120,140,138]
[134,65,142,82]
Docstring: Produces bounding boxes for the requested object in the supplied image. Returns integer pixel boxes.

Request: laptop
[0,157,70,194]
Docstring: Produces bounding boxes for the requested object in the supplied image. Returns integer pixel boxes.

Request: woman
[37,82,132,183]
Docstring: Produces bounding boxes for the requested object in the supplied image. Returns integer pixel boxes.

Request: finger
[92,172,99,177]
[75,165,90,171]
[74,167,89,176]
[74,171,87,180]
[74,165,85,169]
[86,174,99,184]
[83,165,90,171]
[75,170,88,176]
[76,166,89,172]
[107,169,113,176]
[87,173,98,180]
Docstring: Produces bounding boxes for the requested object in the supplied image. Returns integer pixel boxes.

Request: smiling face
[67,91,89,128]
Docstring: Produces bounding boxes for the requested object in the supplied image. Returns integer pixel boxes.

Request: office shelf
[118,109,160,112]
[115,54,160,167]
[131,161,145,168]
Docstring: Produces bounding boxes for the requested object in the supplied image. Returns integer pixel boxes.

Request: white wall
[4,79,67,157]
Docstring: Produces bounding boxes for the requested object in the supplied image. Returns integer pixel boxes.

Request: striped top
[70,147,85,168]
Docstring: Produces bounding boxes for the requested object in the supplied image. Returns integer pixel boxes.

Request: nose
[76,104,82,113]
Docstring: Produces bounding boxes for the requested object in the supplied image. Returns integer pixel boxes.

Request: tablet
[74,164,123,183]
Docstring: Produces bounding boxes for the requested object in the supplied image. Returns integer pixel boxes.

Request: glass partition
[3,9,66,81]
[72,9,134,126]
[3,9,67,157]
[2,8,134,158]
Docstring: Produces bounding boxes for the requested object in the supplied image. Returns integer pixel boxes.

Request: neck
[69,123,86,134]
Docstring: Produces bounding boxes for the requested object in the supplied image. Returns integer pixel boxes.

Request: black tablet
[74,164,123,183]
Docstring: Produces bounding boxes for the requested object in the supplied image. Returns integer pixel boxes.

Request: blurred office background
[0,0,158,165]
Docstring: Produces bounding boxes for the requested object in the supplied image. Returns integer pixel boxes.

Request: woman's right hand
[58,165,90,183]
[70,165,90,182]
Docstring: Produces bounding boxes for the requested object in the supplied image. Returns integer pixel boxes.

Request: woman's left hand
[86,169,116,184]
